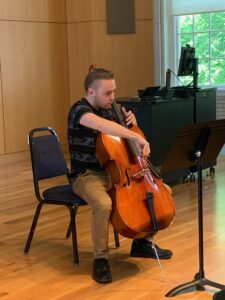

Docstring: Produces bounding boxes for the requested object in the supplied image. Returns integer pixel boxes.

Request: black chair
[24,127,119,264]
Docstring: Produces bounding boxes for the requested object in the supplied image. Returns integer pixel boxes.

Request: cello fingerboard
[111,100,140,158]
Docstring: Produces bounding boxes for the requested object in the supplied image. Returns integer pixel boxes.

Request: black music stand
[160,119,225,297]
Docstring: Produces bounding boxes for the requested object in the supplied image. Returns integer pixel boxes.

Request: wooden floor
[1,153,225,300]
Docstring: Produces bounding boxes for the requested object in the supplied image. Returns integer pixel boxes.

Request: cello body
[95,125,176,239]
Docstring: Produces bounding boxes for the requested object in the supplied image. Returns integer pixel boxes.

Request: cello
[95,99,176,239]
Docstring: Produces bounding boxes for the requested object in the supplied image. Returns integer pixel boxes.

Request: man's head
[84,68,116,109]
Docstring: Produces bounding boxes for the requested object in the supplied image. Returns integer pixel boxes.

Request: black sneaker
[130,239,173,259]
[93,258,112,284]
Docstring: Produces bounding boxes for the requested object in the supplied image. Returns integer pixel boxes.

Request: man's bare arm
[80,112,150,157]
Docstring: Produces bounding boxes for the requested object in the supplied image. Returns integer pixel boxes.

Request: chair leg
[66,205,80,238]
[114,229,120,248]
[68,205,79,264]
[66,221,71,239]
[24,202,43,254]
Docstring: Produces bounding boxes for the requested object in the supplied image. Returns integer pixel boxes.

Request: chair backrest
[29,127,68,198]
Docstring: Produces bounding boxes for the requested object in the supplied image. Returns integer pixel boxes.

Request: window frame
[174,11,225,89]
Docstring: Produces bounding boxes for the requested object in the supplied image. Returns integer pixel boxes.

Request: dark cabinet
[117,87,216,182]
[195,88,216,123]
[117,98,193,166]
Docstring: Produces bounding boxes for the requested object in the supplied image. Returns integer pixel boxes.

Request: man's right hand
[134,136,151,159]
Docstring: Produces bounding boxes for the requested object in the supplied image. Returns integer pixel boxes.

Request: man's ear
[87,88,96,97]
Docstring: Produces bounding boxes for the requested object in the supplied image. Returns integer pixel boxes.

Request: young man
[68,68,172,284]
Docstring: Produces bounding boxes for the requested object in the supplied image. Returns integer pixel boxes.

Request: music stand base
[166,272,225,297]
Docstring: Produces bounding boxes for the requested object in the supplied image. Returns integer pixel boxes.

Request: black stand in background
[192,57,199,90]
[160,119,225,298]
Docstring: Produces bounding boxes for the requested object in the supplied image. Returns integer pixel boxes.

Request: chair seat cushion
[43,184,87,205]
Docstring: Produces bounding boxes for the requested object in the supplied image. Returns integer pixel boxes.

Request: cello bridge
[132,168,149,179]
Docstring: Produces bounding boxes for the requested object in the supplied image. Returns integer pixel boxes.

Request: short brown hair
[84,68,114,91]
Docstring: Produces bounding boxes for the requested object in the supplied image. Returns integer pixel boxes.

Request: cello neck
[111,100,139,158]
[111,100,127,128]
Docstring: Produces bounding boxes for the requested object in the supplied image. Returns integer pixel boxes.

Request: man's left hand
[121,107,137,126]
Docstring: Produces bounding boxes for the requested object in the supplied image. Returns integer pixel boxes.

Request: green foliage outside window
[177,11,225,86]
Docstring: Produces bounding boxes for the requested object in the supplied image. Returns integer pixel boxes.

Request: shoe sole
[92,277,112,284]
[130,252,172,259]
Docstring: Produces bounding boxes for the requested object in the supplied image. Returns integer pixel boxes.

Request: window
[176,11,225,86]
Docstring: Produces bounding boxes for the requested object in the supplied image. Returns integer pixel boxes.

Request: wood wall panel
[0,0,154,155]
[135,0,153,20]
[0,22,70,153]
[0,63,5,154]
[66,0,153,23]
[68,20,154,103]
[66,0,106,23]
[0,0,66,22]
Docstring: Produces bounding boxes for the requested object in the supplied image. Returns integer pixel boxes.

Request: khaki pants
[71,169,112,259]
[72,169,172,259]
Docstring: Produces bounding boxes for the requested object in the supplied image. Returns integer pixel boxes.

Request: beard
[95,97,112,109]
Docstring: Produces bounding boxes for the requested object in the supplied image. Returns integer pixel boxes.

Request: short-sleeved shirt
[67,98,116,180]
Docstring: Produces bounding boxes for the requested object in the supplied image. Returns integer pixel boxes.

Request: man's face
[88,79,116,109]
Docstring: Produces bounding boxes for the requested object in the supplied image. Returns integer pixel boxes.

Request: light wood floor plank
[0,155,225,299]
